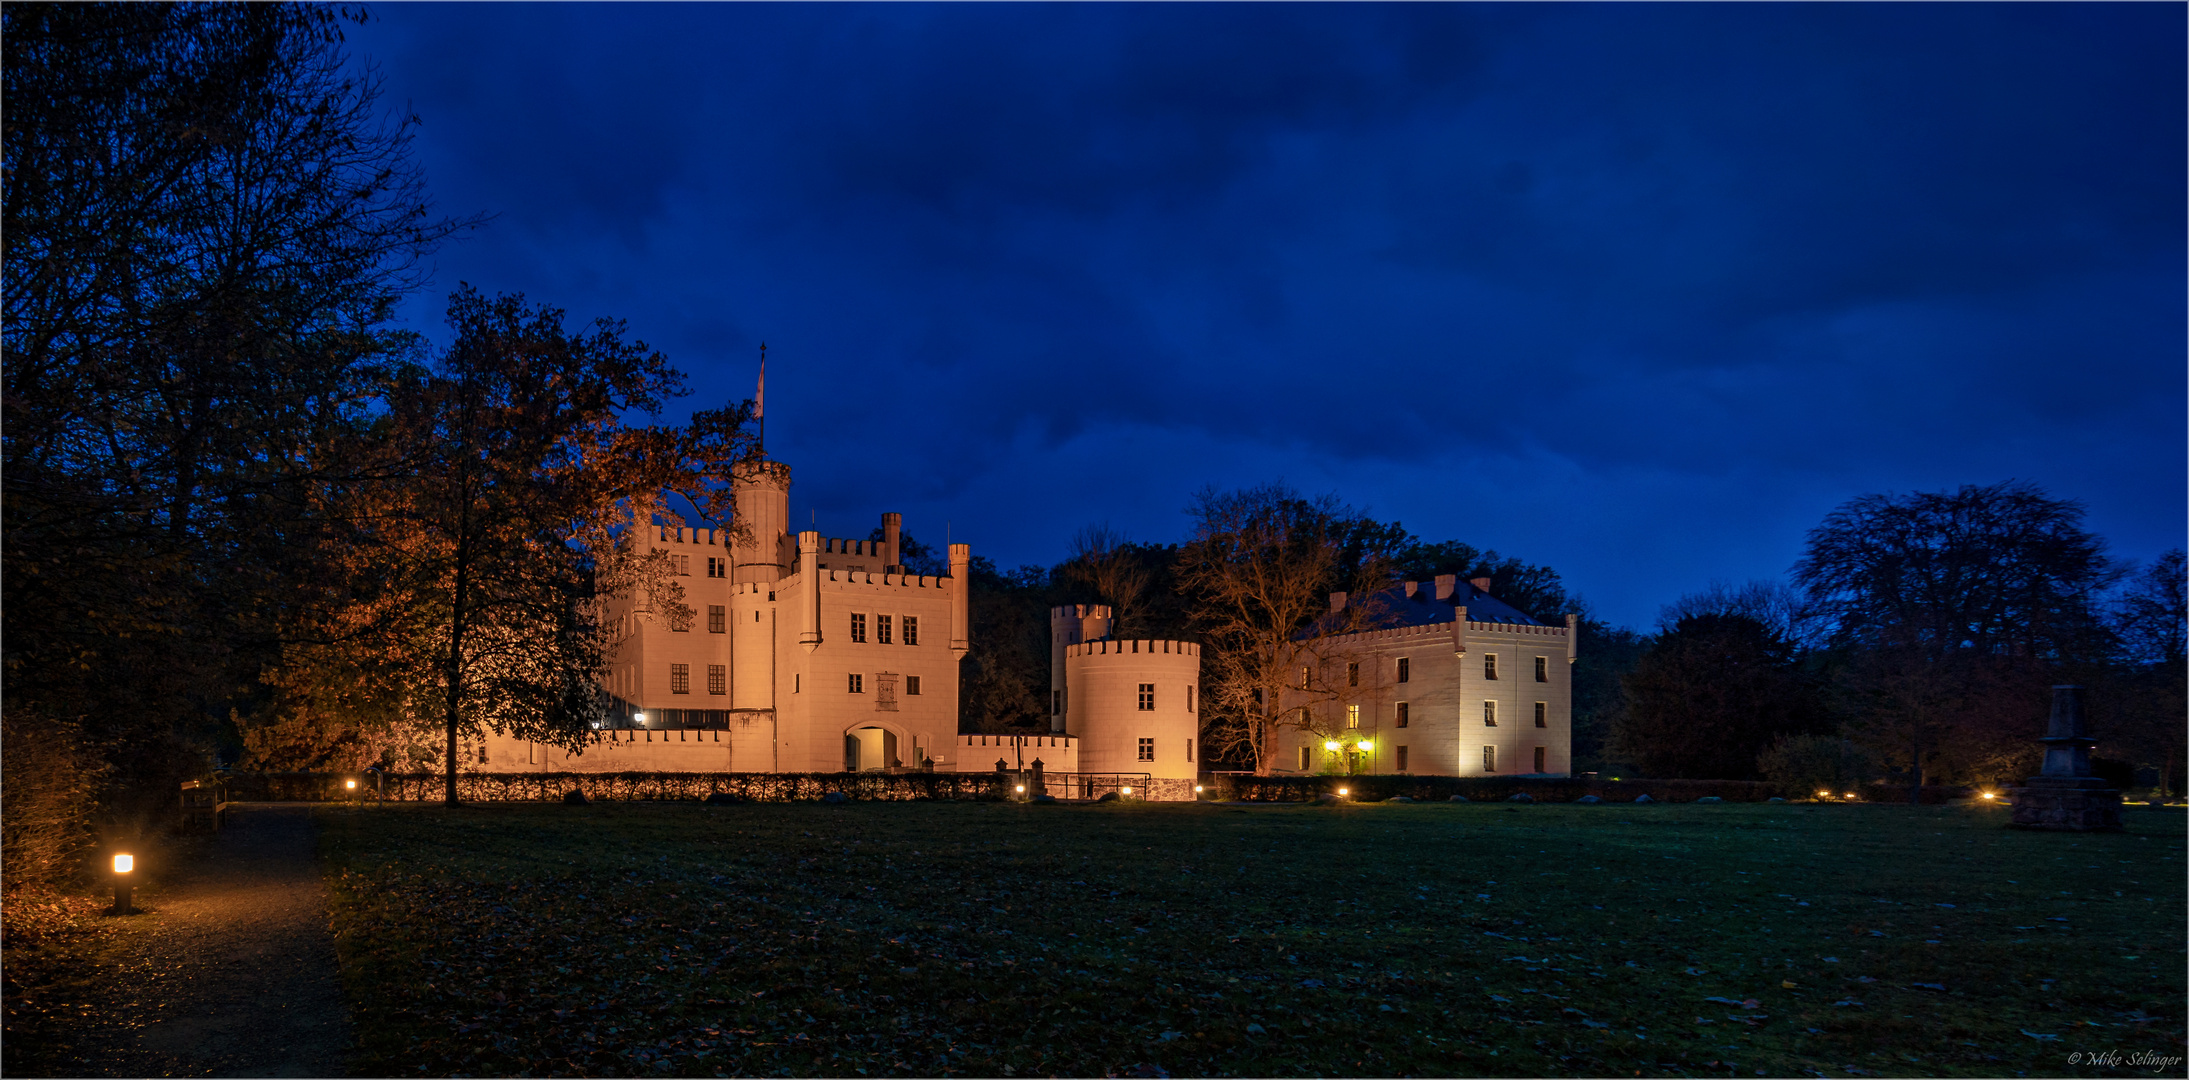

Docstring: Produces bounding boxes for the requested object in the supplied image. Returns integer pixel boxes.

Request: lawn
[316,798,2186,1078]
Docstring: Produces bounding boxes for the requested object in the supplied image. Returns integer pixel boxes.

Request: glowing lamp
[1981,791,1997,800]
[1120,786,1132,795]
[634,712,648,725]
[1323,740,1340,752]
[1817,790,1831,798]
[1337,787,1349,797]
[1194,784,1204,792]
[1357,740,1373,751]
[1015,785,1025,793]
[109,853,135,915]
[1843,793,1857,800]
[346,779,357,790]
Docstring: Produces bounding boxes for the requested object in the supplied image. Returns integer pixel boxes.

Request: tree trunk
[1907,732,1924,806]
[443,472,473,808]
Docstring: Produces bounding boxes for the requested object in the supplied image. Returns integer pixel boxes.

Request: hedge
[215,770,1011,803]
[1199,774,1974,804]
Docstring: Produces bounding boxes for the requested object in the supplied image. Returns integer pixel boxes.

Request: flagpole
[755,342,766,457]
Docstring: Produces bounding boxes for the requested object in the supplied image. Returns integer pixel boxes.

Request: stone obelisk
[2007,685,2123,831]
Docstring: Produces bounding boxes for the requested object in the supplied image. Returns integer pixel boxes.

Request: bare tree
[1792,480,2117,799]
[1064,522,1153,637]
[1177,484,1399,775]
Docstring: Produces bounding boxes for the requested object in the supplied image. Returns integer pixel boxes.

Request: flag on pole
[755,342,766,419]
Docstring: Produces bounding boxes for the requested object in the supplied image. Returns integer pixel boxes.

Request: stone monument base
[2008,776,2123,831]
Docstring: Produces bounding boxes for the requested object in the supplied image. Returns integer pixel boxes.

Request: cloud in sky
[347,3,2184,626]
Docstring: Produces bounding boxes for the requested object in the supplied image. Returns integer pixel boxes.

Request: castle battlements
[652,525,728,546]
[1065,639,1200,659]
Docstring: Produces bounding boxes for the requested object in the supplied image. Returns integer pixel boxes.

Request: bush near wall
[217,770,1012,803]
[1200,774,1972,804]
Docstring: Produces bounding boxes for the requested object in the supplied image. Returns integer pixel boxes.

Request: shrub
[1,708,110,887]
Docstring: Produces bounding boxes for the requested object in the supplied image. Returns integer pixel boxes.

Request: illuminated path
[75,804,352,1076]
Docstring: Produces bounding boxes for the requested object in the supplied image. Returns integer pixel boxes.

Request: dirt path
[6,804,354,1077]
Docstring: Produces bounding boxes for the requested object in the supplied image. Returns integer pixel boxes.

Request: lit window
[1346,704,1360,729]
[1397,657,1410,683]
[1299,667,1310,690]
[907,675,922,696]
[1347,662,1359,687]
[1534,701,1547,728]
[1483,745,1497,772]
[850,613,867,642]
[1535,655,1549,682]
[708,605,725,633]
[1397,745,1409,772]
[1534,746,1546,773]
[903,616,918,646]
[1483,700,1497,727]
[1395,701,1409,728]
[1137,737,1154,762]
[707,665,725,695]
[878,614,893,644]
[848,673,863,694]
[1484,653,1498,680]
[1137,683,1154,711]
[670,664,690,695]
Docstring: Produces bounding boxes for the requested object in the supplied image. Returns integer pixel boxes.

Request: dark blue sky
[347,4,2184,629]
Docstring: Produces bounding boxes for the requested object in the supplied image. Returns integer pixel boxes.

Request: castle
[479,452,1571,795]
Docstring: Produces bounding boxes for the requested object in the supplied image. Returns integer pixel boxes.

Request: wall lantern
[1356,740,1373,751]
[109,853,136,915]
[634,712,648,725]
[1323,740,1340,752]
[1120,786,1132,795]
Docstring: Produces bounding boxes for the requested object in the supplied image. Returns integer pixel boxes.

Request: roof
[1309,580,1545,637]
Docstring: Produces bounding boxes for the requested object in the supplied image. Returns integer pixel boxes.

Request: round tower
[1048,605,1112,734]
[731,459,790,584]
[1065,638,1200,780]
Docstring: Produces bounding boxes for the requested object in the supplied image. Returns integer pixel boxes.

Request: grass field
[317,799,2186,1078]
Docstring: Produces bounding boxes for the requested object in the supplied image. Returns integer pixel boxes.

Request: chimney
[1434,574,1456,601]
[1329,591,1347,613]
[882,511,902,572]
[1470,576,1493,595]
[1402,581,1419,598]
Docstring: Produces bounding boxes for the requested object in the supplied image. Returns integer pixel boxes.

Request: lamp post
[109,852,136,915]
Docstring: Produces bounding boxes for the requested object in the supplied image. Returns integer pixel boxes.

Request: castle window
[1395,702,1409,728]
[1535,655,1549,682]
[1137,737,1154,762]
[877,615,893,644]
[1347,662,1359,687]
[708,605,725,633]
[1346,704,1360,729]
[707,556,727,578]
[1483,700,1497,726]
[1534,701,1547,728]
[1483,745,1497,772]
[678,554,691,576]
[1534,746,1546,773]
[1397,745,1409,772]
[1484,653,1499,680]
[670,664,690,695]
[1137,684,1155,711]
[1186,740,1193,763]
[1397,657,1410,683]
[848,673,864,694]
[794,674,800,693]
[1052,689,1062,716]
[1186,685,1195,712]
[1299,746,1311,771]
[903,616,918,645]
[850,613,867,643]
[708,665,726,695]
[907,675,922,696]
